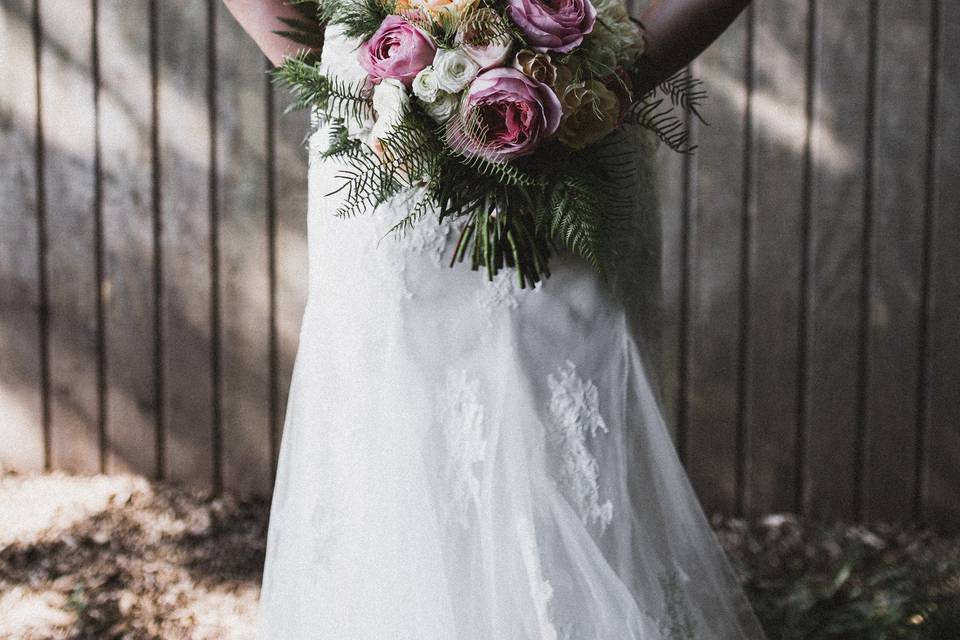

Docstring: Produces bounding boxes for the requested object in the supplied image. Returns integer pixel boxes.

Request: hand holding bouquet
[274,0,705,287]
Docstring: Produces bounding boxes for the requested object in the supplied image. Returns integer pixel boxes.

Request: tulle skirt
[253,113,766,639]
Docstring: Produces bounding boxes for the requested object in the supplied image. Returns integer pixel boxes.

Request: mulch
[1,472,957,639]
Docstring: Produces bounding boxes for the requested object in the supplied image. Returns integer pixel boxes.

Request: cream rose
[424,91,459,122]
[413,66,441,103]
[397,0,475,17]
[433,47,481,93]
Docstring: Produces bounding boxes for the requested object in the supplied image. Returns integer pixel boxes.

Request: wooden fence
[1,0,958,529]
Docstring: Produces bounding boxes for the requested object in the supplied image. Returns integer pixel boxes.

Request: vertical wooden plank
[38,0,101,474]
[657,121,686,444]
[744,0,808,515]
[672,129,695,463]
[98,0,157,477]
[684,14,748,515]
[804,1,871,520]
[271,104,309,430]
[924,0,960,530]
[630,0,682,443]
[217,4,272,496]
[861,0,931,523]
[157,0,215,490]
[270,94,309,477]
[0,0,45,472]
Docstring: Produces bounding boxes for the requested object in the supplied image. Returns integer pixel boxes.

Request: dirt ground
[1,472,958,640]
[0,473,266,639]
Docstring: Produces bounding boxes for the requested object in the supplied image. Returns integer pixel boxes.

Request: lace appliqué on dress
[440,369,488,529]
[547,360,614,535]
[476,269,525,326]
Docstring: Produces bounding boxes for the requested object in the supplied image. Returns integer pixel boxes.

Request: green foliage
[271,53,372,125]
[542,176,604,270]
[658,68,708,124]
[320,118,364,160]
[272,1,325,62]
[320,0,395,41]
[623,66,710,153]
[729,519,960,640]
[625,96,694,153]
[406,8,461,48]
[322,106,439,219]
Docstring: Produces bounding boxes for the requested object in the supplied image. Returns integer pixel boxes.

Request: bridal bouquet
[274,0,705,287]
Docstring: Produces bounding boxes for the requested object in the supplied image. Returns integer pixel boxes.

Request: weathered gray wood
[925,0,960,530]
[684,13,748,515]
[270,96,310,476]
[744,0,808,515]
[38,0,101,474]
[802,2,871,521]
[0,0,45,472]
[2,1,959,527]
[862,0,931,523]
[157,0,215,490]
[656,122,686,445]
[217,5,273,496]
[98,0,158,477]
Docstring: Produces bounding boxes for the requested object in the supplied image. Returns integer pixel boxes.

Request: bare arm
[634,0,751,92]
[225,0,746,77]
[223,0,323,66]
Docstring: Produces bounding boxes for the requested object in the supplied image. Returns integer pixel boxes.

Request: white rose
[432,47,480,94]
[424,90,459,123]
[370,78,410,144]
[412,66,441,103]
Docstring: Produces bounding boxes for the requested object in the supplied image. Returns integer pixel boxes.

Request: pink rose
[448,67,562,162]
[358,16,437,86]
[506,0,596,53]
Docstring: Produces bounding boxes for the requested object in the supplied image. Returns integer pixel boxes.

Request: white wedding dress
[255,18,767,640]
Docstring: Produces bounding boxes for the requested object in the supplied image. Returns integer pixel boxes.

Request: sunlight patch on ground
[0,586,74,639]
[0,473,148,548]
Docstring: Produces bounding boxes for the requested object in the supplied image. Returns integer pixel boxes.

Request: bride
[226,0,764,637]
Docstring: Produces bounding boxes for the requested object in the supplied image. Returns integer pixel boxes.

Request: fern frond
[377,111,444,183]
[541,177,604,271]
[625,97,695,153]
[272,53,372,125]
[330,148,406,218]
[288,0,323,20]
[274,29,325,49]
[383,193,435,241]
[657,68,708,124]
[273,1,325,57]
[321,118,364,160]
[322,0,395,40]
[405,9,461,47]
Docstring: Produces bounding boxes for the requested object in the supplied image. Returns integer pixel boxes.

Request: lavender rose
[505,0,596,54]
[358,16,437,86]
[448,67,562,162]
